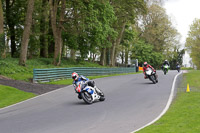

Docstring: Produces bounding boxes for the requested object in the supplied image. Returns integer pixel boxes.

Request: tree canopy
[186,18,200,69]
[0,0,184,68]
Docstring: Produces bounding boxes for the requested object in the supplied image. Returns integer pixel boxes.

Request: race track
[0,70,182,133]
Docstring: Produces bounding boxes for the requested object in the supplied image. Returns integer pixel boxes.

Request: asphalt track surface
[0,70,182,133]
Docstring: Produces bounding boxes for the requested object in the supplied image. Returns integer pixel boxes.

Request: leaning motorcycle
[176,65,180,72]
[145,67,158,84]
[73,81,105,104]
[163,64,169,75]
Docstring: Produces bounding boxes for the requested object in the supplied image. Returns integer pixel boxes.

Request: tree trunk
[0,0,3,33]
[110,41,116,66]
[110,22,126,66]
[106,48,110,66]
[19,0,35,66]
[49,0,66,66]
[100,48,106,66]
[121,48,124,64]
[113,22,126,66]
[70,49,76,60]
[125,47,129,66]
[48,19,54,57]
[92,53,96,62]
[0,0,5,58]
[6,0,17,57]
[40,0,48,58]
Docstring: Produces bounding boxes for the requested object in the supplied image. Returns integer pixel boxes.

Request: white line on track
[130,71,183,133]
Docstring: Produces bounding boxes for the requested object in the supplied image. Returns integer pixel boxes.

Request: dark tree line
[0,0,184,68]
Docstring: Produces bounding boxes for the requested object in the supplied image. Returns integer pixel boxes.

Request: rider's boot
[78,94,82,99]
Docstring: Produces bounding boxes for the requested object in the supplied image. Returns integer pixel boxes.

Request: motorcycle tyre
[81,91,93,104]
[96,88,105,101]
[164,69,167,75]
[149,75,156,84]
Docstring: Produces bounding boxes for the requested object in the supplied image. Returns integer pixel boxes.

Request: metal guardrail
[33,67,136,83]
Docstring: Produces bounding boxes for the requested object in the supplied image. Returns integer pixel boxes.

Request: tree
[63,0,116,64]
[120,24,137,66]
[0,0,5,58]
[186,18,200,69]
[131,40,163,68]
[138,3,180,53]
[19,0,35,66]
[110,0,147,66]
[49,0,66,66]
[40,0,49,58]
[5,0,27,57]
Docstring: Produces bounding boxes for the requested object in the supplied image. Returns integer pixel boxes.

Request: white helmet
[72,72,79,80]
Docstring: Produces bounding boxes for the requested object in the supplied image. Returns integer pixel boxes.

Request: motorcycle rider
[72,72,97,99]
[143,62,158,82]
[161,60,170,70]
[176,62,180,67]
[176,62,181,70]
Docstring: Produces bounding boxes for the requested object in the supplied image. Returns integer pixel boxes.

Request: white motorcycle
[73,81,105,104]
[145,67,158,84]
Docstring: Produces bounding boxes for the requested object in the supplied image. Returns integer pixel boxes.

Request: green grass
[0,85,36,108]
[184,70,200,89]
[181,67,194,70]
[0,58,104,81]
[136,70,200,133]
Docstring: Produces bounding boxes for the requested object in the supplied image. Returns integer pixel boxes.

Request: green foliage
[166,48,185,70]
[2,0,182,69]
[63,0,117,60]
[131,40,163,68]
[112,0,147,24]
[0,84,36,108]
[186,18,200,69]
[4,0,27,57]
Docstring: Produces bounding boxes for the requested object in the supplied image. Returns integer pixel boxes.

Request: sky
[164,0,200,67]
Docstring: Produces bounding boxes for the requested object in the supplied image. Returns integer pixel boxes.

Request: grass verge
[136,70,200,133]
[0,85,36,108]
[0,58,104,81]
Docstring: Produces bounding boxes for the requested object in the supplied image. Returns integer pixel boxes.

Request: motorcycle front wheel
[164,69,167,75]
[81,91,93,104]
[98,89,105,101]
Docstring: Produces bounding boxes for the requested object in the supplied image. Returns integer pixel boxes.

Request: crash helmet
[144,62,148,67]
[72,72,79,80]
[164,59,168,62]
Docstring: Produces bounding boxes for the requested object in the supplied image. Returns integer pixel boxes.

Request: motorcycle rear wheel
[149,75,156,84]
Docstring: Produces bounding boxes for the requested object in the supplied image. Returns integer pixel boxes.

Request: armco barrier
[33,67,136,83]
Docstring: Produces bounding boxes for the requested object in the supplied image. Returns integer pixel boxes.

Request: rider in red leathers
[143,62,158,82]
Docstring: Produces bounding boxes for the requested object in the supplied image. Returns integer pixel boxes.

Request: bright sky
[164,0,200,67]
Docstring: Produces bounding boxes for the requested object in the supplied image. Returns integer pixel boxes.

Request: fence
[33,67,136,83]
